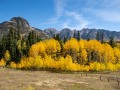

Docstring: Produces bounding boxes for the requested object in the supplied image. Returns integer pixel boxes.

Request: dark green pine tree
[27,31,35,46]
[0,35,7,59]
[69,36,72,40]
[6,27,22,63]
[31,31,36,44]
[26,31,42,56]
[63,36,67,44]
[0,37,2,59]
[87,38,90,41]
[101,32,104,43]
[77,31,80,41]
[36,34,42,42]
[26,40,30,56]
[55,34,63,52]
[96,31,100,41]
[17,25,21,40]
[109,36,115,48]
[55,33,61,41]
[7,27,17,62]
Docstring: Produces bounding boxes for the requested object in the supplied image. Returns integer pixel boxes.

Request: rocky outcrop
[0,17,48,39]
[44,28,59,38]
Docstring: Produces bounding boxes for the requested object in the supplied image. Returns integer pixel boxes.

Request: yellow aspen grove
[9,38,120,72]
[4,50,10,62]
[44,39,61,55]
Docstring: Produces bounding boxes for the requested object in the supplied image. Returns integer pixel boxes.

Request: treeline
[0,28,120,71]
[0,27,42,64]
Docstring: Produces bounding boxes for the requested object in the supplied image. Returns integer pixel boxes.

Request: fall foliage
[9,38,120,71]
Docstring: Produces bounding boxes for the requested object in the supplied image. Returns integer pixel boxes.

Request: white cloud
[54,0,66,17]
[42,0,89,30]
[62,11,89,29]
[42,0,120,30]
[48,0,66,23]
[85,0,120,23]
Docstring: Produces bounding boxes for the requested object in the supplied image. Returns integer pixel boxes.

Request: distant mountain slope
[44,28,120,41]
[0,17,48,39]
[0,17,120,41]
[44,28,59,38]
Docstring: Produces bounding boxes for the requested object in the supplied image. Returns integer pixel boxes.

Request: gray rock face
[80,28,120,41]
[80,28,98,39]
[0,17,48,39]
[0,17,120,41]
[10,17,30,28]
[44,28,59,38]
[44,28,74,39]
[59,28,74,39]
[44,28,120,41]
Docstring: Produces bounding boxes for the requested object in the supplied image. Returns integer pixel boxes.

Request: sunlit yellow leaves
[44,39,61,55]
[103,44,115,63]
[114,48,120,63]
[4,50,10,62]
[79,40,88,50]
[80,49,87,64]
[29,42,45,57]
[64,38,79,54]
[0,58,5,67]
[9,38,120,72]
[10,62,17,68]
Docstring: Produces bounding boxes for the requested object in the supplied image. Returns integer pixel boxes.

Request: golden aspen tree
[64,38,79,54]
[29,44,39,57]
[80,49,87,64]
[103,44,115,63]
[4,50,10,62]
[44,39,61,55]
[29,42,45,57]
[79,40,85,51]
[114,48,120,63]
[10,62,17,68]
[64,38,79,62]
[79,39,88,51]
[0,58,5,67]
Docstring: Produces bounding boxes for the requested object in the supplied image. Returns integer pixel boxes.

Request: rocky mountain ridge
[0,17,48,39]
[0,17,120,41]
[44,28,120,41]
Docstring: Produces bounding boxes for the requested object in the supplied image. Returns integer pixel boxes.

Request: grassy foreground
[0,68,120,90]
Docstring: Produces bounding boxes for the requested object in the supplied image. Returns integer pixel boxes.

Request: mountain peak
[10,16,30,28]
[44,28,59,37]
[0,17,48,39]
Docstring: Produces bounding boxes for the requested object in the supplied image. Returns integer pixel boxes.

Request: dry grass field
[0,68,120,90]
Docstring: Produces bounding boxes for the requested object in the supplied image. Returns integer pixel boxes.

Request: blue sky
[0,0,120,31]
